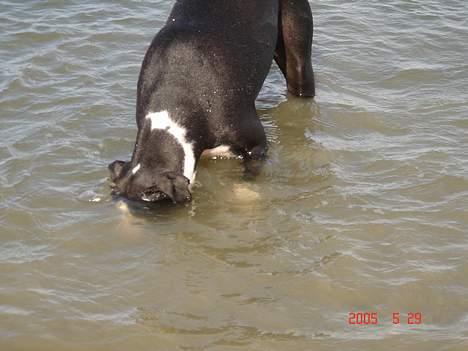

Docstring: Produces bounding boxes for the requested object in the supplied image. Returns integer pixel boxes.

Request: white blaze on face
[145,111,196,184]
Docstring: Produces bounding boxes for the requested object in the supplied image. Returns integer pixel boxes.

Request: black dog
[109,0,315,204]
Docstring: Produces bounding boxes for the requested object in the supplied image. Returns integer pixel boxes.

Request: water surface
[1,0,467,350]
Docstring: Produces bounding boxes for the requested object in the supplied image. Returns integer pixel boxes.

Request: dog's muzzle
[140,187,168,202]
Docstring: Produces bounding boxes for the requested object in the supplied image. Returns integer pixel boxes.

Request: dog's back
[136,0,280,129]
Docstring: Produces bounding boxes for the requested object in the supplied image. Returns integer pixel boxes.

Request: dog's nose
[183,193,192,203]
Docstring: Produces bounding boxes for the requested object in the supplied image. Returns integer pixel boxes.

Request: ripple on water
[0,242,53,264]
[1,0,468,349]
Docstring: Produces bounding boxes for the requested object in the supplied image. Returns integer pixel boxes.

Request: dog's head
[108,160,192,204]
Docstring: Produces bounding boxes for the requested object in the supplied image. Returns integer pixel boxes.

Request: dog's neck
[130,110,196,184]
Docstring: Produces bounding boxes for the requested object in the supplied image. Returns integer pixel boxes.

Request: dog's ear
[108,160,127,181]
[159,173,192,204]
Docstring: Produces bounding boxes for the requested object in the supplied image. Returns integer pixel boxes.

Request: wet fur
[109,0,315,204]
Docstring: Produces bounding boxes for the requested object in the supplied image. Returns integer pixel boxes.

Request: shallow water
[1,0,467,350]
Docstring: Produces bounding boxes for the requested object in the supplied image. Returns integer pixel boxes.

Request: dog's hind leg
[275,0,315,97]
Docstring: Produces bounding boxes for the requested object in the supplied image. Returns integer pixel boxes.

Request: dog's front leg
[242,144,267,179]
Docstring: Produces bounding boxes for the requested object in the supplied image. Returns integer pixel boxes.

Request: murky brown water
[1,0,467,350]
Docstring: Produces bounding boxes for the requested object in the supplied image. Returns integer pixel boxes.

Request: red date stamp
[348,312,423,325]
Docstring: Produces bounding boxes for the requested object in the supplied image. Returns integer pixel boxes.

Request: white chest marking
[201,145,236,159]
[131,163,141,175]
[145,111,196,183]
